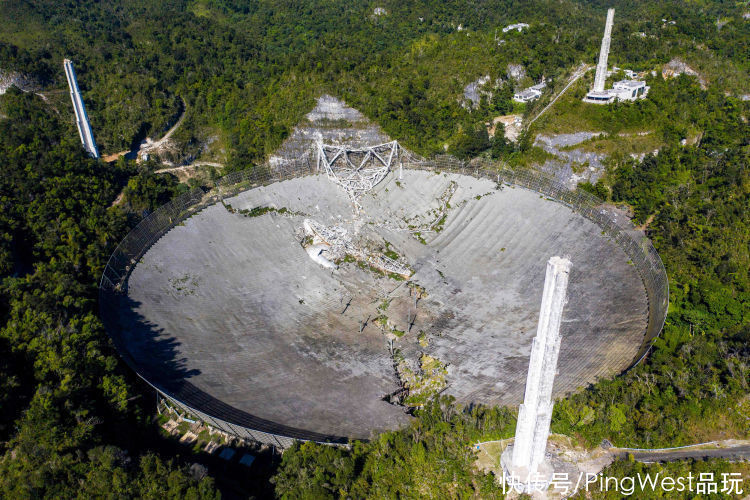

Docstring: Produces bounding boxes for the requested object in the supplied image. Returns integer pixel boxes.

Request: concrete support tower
[502,256,571,491]
[592,9,615,93]
[583,9,617,104]
[63,59,99,158]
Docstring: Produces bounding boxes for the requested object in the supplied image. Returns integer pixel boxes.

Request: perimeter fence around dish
[98,151,668,447]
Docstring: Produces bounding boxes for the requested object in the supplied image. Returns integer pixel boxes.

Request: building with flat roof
[611,80,649,100]
[583,80,649,104]
[583,91,616,104]
[583,9,650,105]
[513,80,546,103]
[513,88,542,103]
[584,8,615,104]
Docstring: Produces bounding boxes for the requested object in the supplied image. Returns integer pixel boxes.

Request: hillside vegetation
[2,0,746,163]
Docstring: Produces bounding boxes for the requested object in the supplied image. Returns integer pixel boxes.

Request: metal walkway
[63,59,99,158]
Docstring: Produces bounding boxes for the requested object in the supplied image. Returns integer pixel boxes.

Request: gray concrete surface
[534,133,608,188]
[270,95,391,162]
[120,170,648,440]
[627,447,750,464]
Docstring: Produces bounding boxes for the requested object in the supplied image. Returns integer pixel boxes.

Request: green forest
[1,0,748,497]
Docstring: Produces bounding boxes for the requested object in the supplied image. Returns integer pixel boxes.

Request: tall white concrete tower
[584,8,617,104]
[63,59,99,158]
[501,256,571,491]
[593,9,615,93]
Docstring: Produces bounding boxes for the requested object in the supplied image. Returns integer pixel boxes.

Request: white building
[584,9,650,105]
[529,80,546,92]
[584,9,615,104]
[513,81,546,103]
[503,23,529,33]
[583,90,615,104]
[513,88,541,103]
[583,80,649,104]
[611,80,649,100]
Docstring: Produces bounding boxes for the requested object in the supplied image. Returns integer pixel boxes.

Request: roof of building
[514,88,541,99]
[613,79,646,89]
[584,91,616,102]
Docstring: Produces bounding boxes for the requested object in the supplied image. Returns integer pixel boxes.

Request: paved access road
[627,446,750,464]
[611,441,750,464]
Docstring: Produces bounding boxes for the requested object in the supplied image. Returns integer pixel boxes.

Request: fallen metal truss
[303,219,412,278]
[317,141,399,210]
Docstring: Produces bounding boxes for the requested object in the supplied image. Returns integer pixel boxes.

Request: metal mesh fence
[99,150,668,446]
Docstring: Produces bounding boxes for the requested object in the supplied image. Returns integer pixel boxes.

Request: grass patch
[400,354,448,407]
[383,240,400,260]
[433,215,447,232]
[559,132,662,156]
[356,260,389,278]
[407,282,427,298]
[377,314,407,338]
[237,205,302,217]
[474,440,508,472]
[341,253,356,263]
[531,77,658,136]
[505,145,556,168]
[169,274,198,295]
